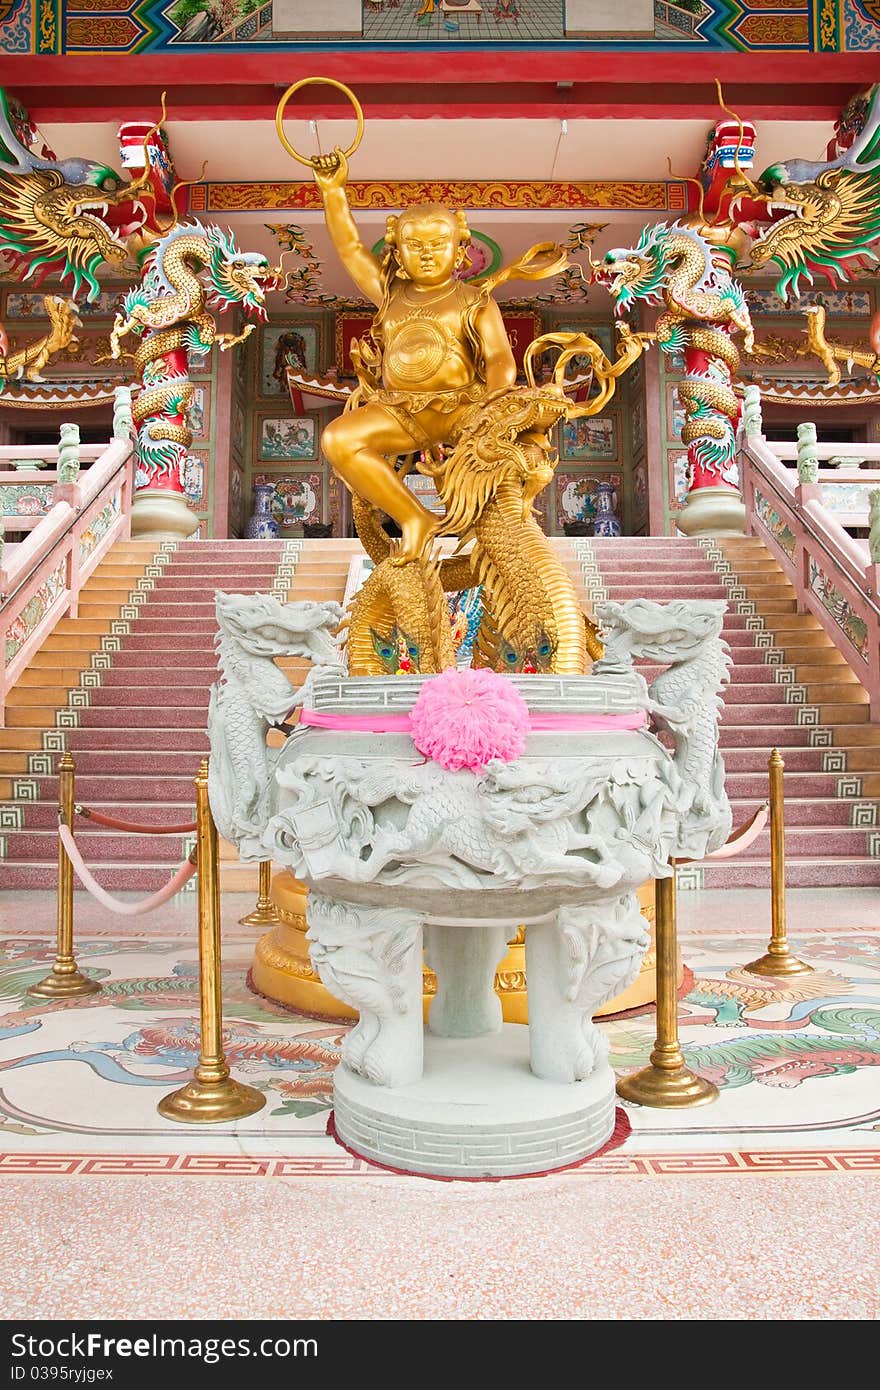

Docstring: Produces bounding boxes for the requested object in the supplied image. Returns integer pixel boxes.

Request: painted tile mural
[670,451,689,507]
[258,324,321,399]
[4,560,66,664]
[820,481,879,519]
[253,472,324,527]
[753,488,797,561]
[7,0,876,53]
[182,453,206,509]
[0,484,53,519]
[560,413,617,462]
[230,464,244,534]
[555,471,622,529]
[808,555,870,660]
[743,286,874,318]
[78,491,122,564]
[257,415,318,462]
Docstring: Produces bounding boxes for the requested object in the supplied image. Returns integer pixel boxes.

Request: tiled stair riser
[578,536,880,889]
[0,539,320,891]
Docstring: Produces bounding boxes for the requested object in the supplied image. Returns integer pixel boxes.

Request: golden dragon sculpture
[0,294,81,390]
[342,332,644,677]
[0,86,162,387]
[0,91,151,300]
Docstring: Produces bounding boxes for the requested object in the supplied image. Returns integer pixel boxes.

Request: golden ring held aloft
[275,76,365,169]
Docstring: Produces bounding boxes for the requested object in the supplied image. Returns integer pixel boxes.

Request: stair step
[0,730,42,751]
[838,748,880,771]
[718,705,816,727]
[1,863,195,891]
[696,858,880,888]
[721,746,867,772]
[5,801,195,829]
[87,689,211,708]
[62,708,209,730]
[76,652,217,671]
[730,797,877,827]
[718,728,827,748]
[0,752,30,774]
[4,829,188,863]
[30,750,205,775]
[59,728,210,751]
[32,774,200,802]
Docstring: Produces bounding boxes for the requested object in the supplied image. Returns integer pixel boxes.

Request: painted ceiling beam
[6,51,877,124]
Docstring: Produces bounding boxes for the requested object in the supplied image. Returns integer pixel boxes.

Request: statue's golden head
[385,204,472,284]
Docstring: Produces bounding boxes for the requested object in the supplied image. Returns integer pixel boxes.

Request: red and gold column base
[250,871,675,1022]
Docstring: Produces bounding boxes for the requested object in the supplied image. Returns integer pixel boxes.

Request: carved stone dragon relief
[207,592,731,1086]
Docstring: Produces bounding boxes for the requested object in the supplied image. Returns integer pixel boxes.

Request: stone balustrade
[0,393,134,726]
[740,415,880,715]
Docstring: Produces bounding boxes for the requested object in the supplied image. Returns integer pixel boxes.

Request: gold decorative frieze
[199,179,686,215]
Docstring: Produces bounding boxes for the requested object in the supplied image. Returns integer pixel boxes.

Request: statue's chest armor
[384,292,472,387]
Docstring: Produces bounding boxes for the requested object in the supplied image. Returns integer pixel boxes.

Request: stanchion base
[743,950,814,977]
[616,1065,719,1109]
[157,1076,266,1124]
[239,905,280,928]
[27,970,102,999]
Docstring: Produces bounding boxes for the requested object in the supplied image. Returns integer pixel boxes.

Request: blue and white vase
[592,480,622,538]
[243,482,280,539]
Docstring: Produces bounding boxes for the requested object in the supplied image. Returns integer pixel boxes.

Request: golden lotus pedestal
[250,869,672,1022]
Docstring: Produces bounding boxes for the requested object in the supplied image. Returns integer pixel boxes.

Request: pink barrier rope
[58,823,197,916]
[677,802,770,866]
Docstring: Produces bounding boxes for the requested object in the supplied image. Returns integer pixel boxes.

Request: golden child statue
[278,82,643,676]
[313,148,544,562]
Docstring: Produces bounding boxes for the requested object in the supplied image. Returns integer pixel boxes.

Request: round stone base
[332,1025,616,1178]
[130,489,199,541]
[674,485,746,538]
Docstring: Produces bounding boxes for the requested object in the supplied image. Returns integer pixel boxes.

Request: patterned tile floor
[362,0,565,44]
[1,887,879,1319]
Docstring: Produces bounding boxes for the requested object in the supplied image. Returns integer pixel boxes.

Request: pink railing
[0,445,106,531]
[0,417,134,727]
[740,426,880,715]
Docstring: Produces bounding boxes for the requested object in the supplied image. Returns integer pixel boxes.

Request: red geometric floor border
[1,1148,878,1177]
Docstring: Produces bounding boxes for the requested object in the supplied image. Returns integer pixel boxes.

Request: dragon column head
[205,226,283,321]
[595,222,672,315]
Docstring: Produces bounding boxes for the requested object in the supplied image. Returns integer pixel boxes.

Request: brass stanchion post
[616,867,718,1108]
[29,752,101,999]
[744,748,813,977]
[158,758,266,1123]
[238,859,279,927]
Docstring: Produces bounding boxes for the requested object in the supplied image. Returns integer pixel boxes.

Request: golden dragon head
[745,83,880,300]
[0,88,152,301]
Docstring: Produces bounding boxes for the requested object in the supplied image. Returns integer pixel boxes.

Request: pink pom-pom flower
[409,667,530,773]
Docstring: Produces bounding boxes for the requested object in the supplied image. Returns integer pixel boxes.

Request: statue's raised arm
[311,149,384,306]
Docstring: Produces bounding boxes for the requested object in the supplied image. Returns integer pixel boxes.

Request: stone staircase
[2,531,878,894]
[0,537,361,891]
[569,534,880,888]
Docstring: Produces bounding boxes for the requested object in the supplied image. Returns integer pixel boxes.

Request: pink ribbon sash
[299,708,647,734]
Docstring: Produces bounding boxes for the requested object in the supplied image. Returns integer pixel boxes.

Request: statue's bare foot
[391,514,440,565]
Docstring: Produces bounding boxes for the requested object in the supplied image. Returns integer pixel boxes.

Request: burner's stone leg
[526,894,651,1083]
[306,894,426,1087]
[425,923,509,1038]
